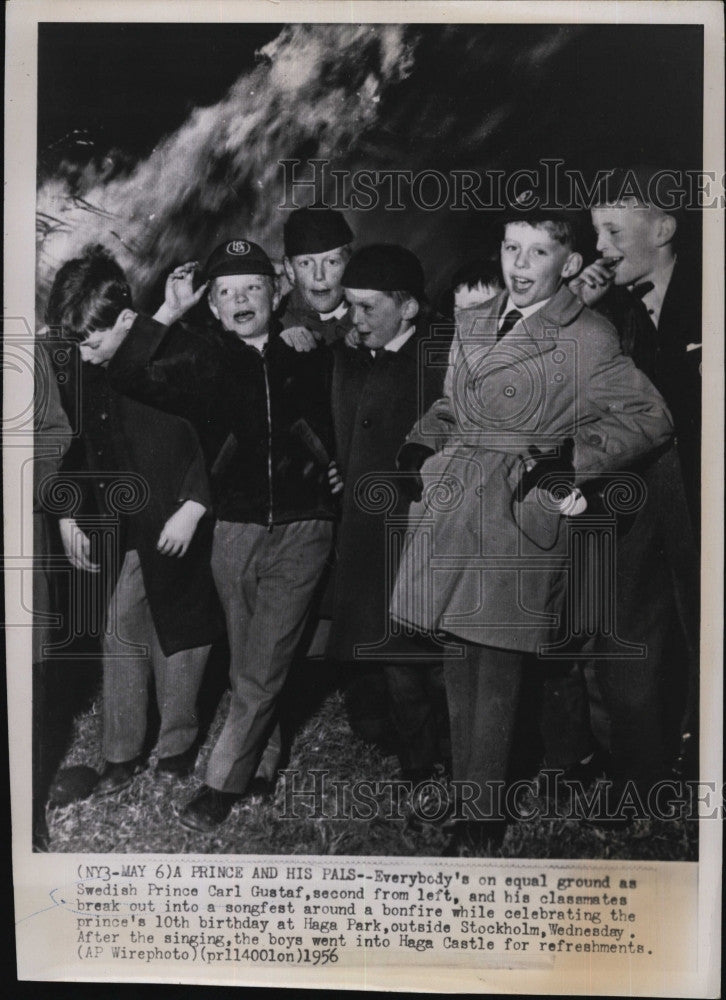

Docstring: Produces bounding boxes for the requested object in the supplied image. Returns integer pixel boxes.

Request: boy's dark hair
[501,209,581,252]
[384,289,423,307]
[450,257,503,293]
[434,257,502,319]
[46,244,132,340]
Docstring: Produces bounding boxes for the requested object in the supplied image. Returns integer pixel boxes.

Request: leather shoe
[95,759,143,797]
[243,777,276,801]
[443,820,506,857]
[157,744,199,778]
[532,751,609,815]
[178,786,241,832]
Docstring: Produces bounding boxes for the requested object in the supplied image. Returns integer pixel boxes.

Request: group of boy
[39,163,699,854]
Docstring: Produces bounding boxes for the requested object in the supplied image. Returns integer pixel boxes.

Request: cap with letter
[283,207,354,257]
[342,244,426,300]
[204,239,276,280]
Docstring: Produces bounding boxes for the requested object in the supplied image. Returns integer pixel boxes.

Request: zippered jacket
[107,314,337,526]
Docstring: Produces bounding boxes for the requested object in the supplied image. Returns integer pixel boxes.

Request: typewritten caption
[65,862,656,968]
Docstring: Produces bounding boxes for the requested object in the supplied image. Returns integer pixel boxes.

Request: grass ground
[44,657,698,860]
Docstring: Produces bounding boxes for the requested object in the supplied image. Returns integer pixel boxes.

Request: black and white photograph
[5,0,723,992]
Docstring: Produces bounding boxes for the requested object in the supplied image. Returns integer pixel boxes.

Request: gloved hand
[396,442,435,503]
[517,437,575,502]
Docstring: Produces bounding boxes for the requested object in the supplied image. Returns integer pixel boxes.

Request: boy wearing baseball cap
[108,238,338,831]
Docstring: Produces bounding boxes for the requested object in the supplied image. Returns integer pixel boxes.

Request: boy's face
[345,288,417,350]
[78,314,128,366]
[284,246,349,313]
[591,201,667,286]
[208,273,279,339]
[501,222,580,309]
[454,280,501,310]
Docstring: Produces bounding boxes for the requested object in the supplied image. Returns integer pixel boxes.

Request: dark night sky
[35,22,704,300]
[37,22,703,169]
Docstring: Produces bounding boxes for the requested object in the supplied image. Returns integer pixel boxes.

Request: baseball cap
[204,239,276,281]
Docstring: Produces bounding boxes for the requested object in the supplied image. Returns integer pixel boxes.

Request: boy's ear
[207,293,220,322]
[118,308,136,332]
[561,252,583,281]
[283,257,296,286]
[402,297,420,322]
[653,213,677,247]
[271,278,282,312]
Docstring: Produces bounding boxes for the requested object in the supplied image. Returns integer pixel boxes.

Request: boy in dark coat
[46,246,222,796]
[107,238,339,831]
[327,244,453,782]
[566,166,701,786]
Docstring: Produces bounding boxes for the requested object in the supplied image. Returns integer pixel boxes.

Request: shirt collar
[382,324,416,353]
[630,255,676,329]
[319,300,349,322]
[499,295,547,327]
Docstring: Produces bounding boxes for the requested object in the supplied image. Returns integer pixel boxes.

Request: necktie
[498,308,522,340]
[631,281,655,300]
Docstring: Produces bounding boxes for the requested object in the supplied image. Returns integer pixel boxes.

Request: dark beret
[342,244,426,299]
[204,239,275,281]
[283,208,354,257]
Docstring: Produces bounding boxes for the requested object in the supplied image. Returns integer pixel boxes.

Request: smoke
[36,23,583,314]
[36,24,417,312]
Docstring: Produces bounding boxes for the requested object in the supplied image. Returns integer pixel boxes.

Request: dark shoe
[178,786,241,833]
[406,775,455,832]
[443,820,506,857]
[157,744,199,778]
[243,776,276,801]
[48,765,100,806]
[95,759,143,797]
[533,751,609,815]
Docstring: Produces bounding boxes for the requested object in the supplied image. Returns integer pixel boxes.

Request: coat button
[98,481,106,490]
[362,418,372,428]
[99,411,108,421]
[588,433,602,445]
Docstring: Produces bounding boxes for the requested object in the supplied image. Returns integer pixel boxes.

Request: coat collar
[483,284,585,332]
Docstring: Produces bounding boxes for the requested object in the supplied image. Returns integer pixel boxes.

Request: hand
[280,325,320,352]
[59,518,100,572]
[328,460,344,495]
[516,438,575,501]
[153,262,208,326]
[569,259,616,307]
[396,442,435,504]
[157,500,206,558]
[344,327,362,349]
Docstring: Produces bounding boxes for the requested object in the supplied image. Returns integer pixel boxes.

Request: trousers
[205,519,333,793]
[103,549,210,763]
[443,643,526,817]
